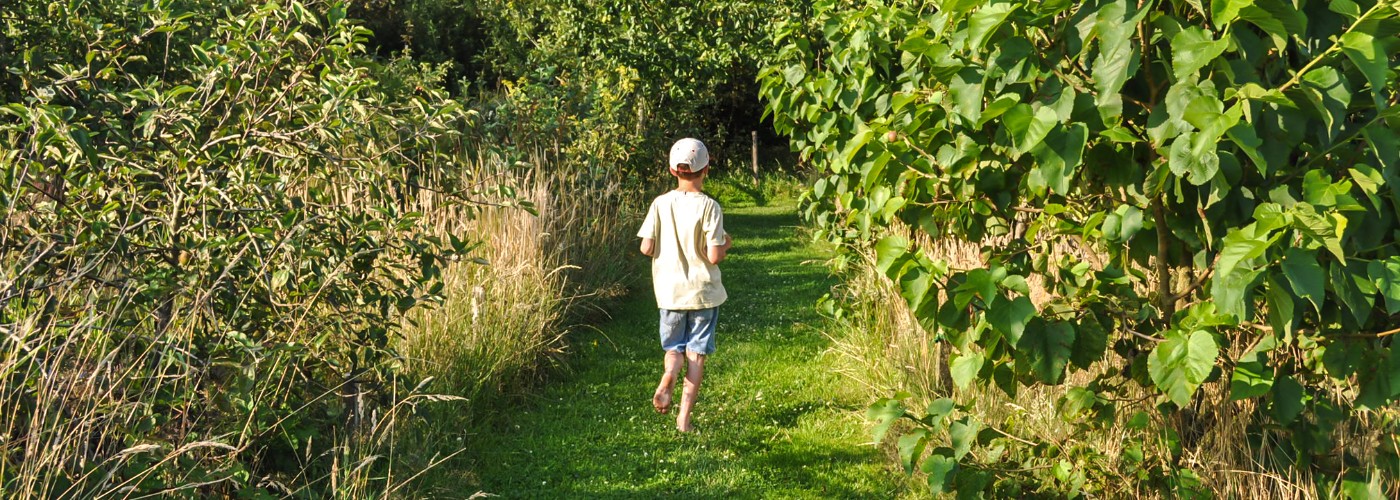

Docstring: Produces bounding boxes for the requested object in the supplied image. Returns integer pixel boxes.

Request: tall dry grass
[402,152,640,399]
[385,151,645,493]
[0,218,450,498]
[0,145,645,498]
[825,223,1398,498]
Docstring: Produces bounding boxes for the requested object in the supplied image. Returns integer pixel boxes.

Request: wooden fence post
[751,130,759,187]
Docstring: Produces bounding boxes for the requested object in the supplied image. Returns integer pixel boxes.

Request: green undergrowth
[436,201,904,498]
[703,169,808,209]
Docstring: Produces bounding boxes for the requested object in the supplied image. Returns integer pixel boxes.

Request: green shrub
[0,1,479,495]
[765,0,1400,496]
[705,169,808,209]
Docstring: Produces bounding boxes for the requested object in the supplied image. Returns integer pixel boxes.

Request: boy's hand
[707,234,732,265]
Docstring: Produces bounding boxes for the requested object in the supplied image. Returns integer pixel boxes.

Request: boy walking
[637,138,732,433]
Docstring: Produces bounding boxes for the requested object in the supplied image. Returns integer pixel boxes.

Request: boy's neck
[675,179,704,193]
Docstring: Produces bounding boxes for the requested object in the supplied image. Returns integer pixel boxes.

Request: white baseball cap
[668,138,709,173]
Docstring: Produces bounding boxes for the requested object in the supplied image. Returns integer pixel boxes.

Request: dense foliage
[478,0,798,165]
[762,0,1400,495]
[1,0,481,495]
[353,0,810,171]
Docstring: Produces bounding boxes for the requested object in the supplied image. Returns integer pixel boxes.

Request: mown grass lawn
[465,202,904,498]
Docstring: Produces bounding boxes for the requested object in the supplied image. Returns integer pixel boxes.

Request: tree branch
[1152,197,1174,319]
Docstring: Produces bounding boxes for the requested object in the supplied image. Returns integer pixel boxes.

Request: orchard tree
[1,1,475,494]
[762,0,1399,495]
[466,0,810,169]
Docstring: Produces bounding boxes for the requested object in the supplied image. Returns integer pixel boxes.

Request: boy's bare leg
[653,350,684,413]
[676,352,706,432]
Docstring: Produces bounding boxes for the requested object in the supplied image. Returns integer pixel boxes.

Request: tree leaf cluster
[762,0,1400,494]
[1,1,484,495]
[421,0,811,173]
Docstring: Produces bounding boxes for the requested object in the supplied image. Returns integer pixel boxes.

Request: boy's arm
[637,200,658,257]
[702,201,730,264]
[706,234,732,264]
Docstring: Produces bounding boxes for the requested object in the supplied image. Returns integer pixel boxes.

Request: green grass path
[468,202,903,498]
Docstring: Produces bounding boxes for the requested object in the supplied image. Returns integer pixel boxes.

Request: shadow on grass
[730,182,768,207]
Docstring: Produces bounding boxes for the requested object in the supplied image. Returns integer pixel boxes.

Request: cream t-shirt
[637,190,728,310]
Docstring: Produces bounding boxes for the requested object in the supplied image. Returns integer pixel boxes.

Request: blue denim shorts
[659,308,718,355]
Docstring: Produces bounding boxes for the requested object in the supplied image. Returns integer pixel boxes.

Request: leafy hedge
[2,1,476,495]
[762,0,1399,496]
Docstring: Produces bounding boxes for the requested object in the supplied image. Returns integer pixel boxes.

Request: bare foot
[676,410,694,432]
[652,387,672,414]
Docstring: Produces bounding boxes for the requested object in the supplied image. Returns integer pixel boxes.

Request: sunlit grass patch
[459,199,907,497]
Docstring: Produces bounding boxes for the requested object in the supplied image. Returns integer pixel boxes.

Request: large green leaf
[1322,340,1365,379]
[899,262,938,310]
[869,397,907,443]
[1165,77,1216,123]
[1291,204,1348,262]
[1302,169,1364,211]
[836,124,876,173]
[897,429,930,474]
[979,94,1023,127]
[966,2,1018,52]
[950,351,985,390]
[1211,266,1262,320]
[875,235,910,276]
[1340,22,1399,108]
[1330,259,1377,325]
[1148,329,1220,407]
[1226,121,1268,175]
[1102,204,1144,243]
[1281,248,1326,315]
[922,453,959,493]
[1168,131,1220,185]
[926,397,957,429]
[949,418,981,459]
[1210,0,1253,25]
[1171,26,1228,80]
[1214,223,1277,280]
[1090,0,1147,120]
[1070,315,1108,369]
[1341,475,1387,500]
[1029,123,1088,195]
[1355,349,1400,410]
[1296,67,1352,142]
[1002,103,1059,156]
[783,64,807,86]
[942,0,984,14]
[1369,257,1400,315]
[1230,348,1273,400]
[949,69,986,124]
[1016,319,1076,384]
[992,360,1017,398]
[957,269,1000,304]
[987,295,1036,346]
[1363,123,1399,172]
[1236,0,1306,44]
[1271,374,1306,423]
[1264,276,1297,340]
